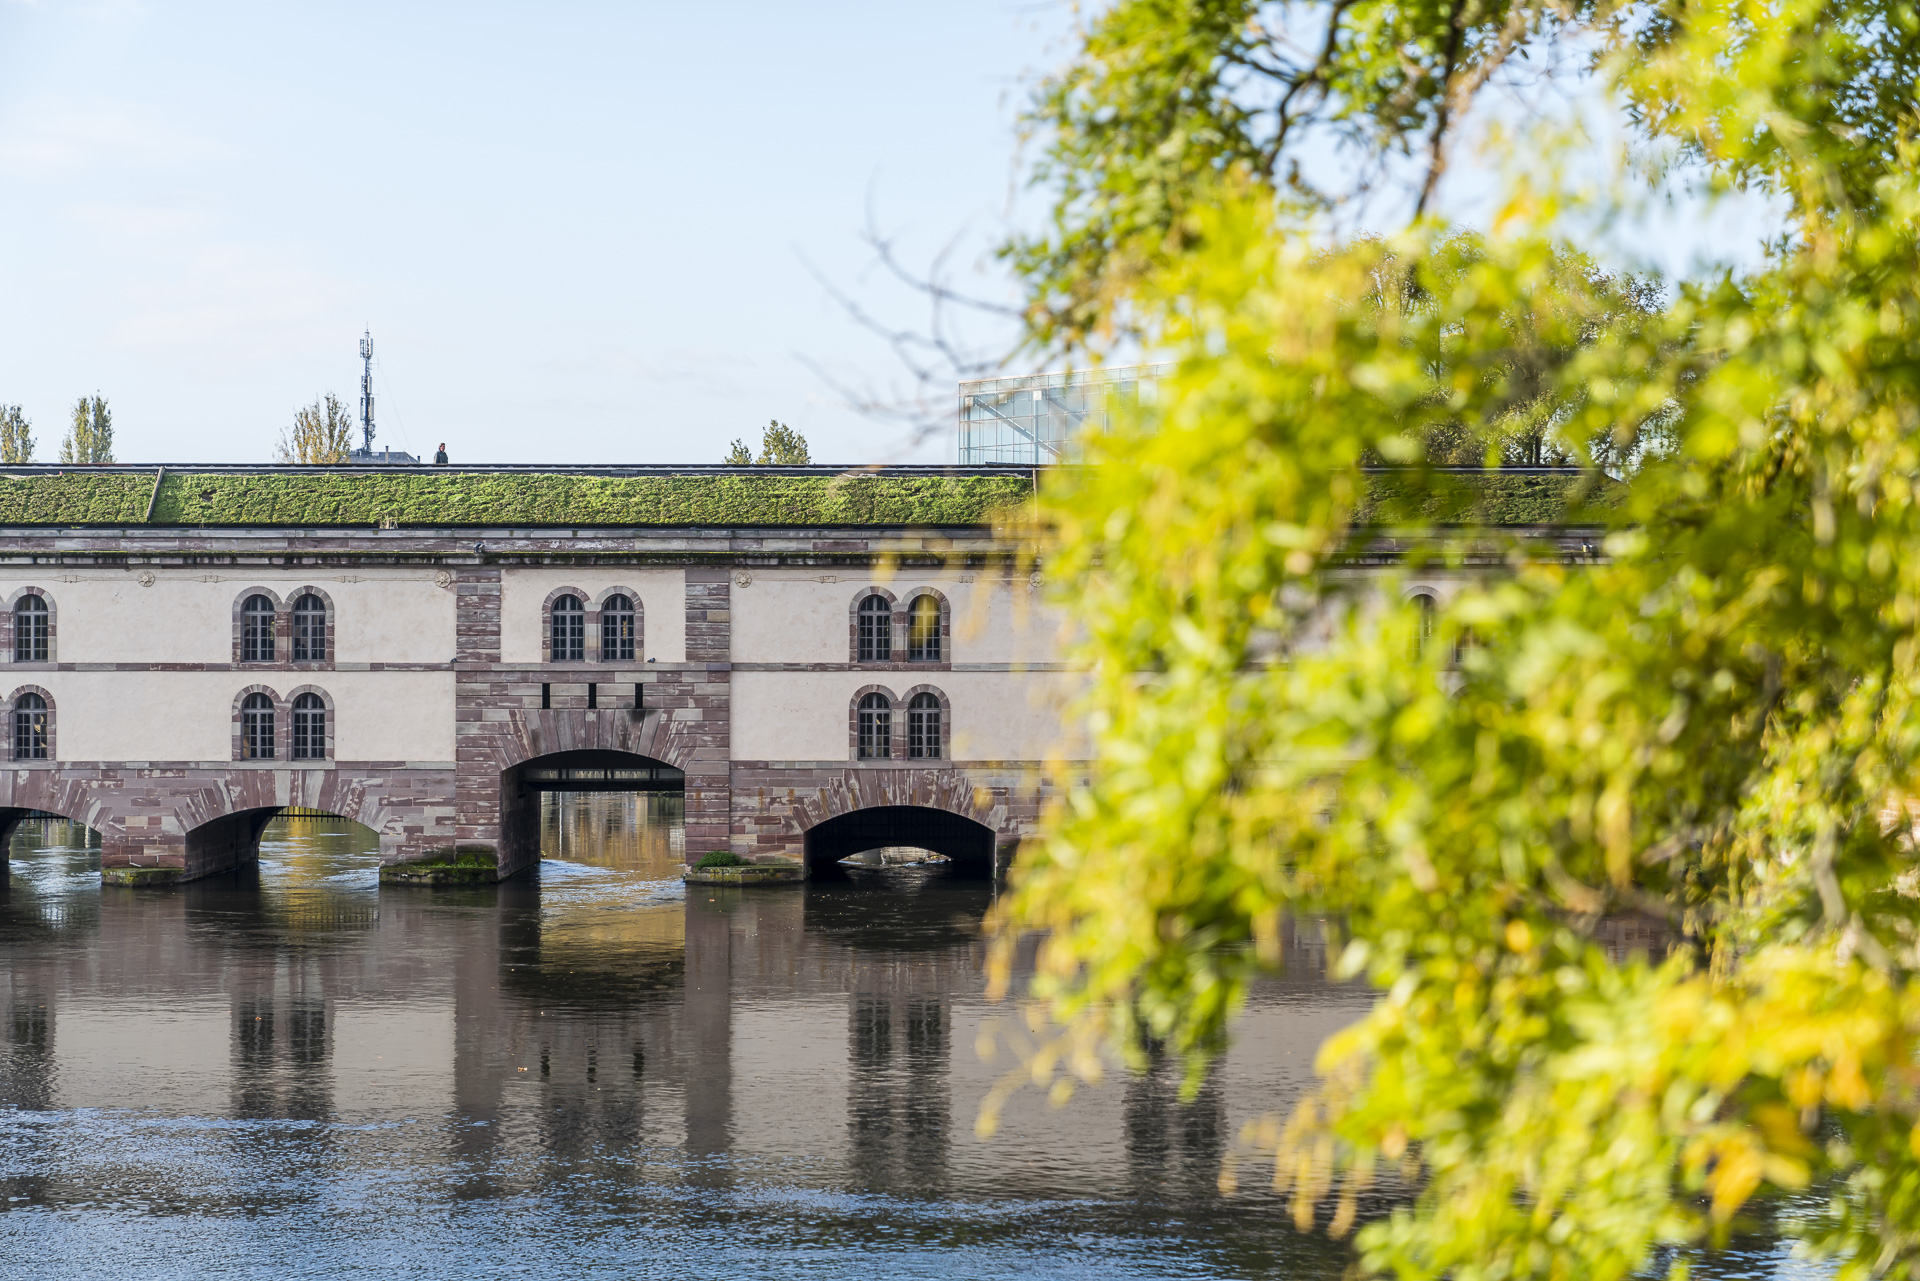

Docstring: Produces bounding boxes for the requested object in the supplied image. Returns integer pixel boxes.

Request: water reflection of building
[0,817,1370,1223]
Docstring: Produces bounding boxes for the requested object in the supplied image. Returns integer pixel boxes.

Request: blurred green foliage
[987,0,1920,1277]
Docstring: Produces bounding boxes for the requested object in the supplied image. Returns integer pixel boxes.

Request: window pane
[857,692,891,759]
[858,596,891,662]
[553,595,584,662]
[293,595,326,662]
[14,597,47,663]
[242,596,275,663]
[601,595,635,662]
[13,693,47,760]
[243,693,275,759]
[908,597,940,662]
[291,694,324,760]
[908,693,941,759]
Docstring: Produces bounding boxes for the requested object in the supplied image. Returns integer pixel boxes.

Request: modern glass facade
[957,364,1170,465]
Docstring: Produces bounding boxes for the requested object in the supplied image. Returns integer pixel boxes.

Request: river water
[0,803,1806,1278]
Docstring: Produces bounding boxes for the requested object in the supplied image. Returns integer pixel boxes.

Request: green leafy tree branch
[987,0,1920,1277]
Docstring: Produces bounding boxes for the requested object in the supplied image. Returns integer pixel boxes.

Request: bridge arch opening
[0,807,103,892]
[500,749,685,878]
[803,806,998,880]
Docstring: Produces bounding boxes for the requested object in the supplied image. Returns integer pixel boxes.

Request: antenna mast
[358,330,376,454]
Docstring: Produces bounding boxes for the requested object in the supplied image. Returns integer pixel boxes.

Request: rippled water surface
[0,805,1812,1277]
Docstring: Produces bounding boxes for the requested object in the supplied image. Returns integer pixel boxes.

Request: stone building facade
[0,468,1073,884]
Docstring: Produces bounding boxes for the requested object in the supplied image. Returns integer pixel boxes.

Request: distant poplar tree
[59,395,113,464]
[756,420,810,464]
[723,421,810,464]
[276,393,355,464]
[0,406,33,465]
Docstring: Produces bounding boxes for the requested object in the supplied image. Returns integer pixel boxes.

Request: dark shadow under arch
[802,805,997,880]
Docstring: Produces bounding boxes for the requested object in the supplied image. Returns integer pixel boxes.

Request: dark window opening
[857,594,891,662]
[291,692,325,760]
[242,692,275,760]
[857,691,891,759]
[552,594,585,662]
[1411,593,1436,659]
[907,595,941,662]
[13,692,47,760]
[600,594,636,662]
[292,593,326,662]
[634,682,643,711]
[907,691,942,759]
[13,596,47,663]
[242,595,275,663]
[542,683,551,709]
[587,682,598,709]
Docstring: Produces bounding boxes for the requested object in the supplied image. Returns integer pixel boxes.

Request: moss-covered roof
[0,465,1612,528]
[0,468,1035,527]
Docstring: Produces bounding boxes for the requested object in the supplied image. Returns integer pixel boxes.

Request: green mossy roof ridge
[0,473,152,524]
[142,471,1036,527]
[0,467,1612,528]
[1355,469,1621,527]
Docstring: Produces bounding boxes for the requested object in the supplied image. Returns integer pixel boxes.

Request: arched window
[857,594,892,663]
[241,595,276,663]
[1410,593,1436,659]
[601,594,636,663]
[857,691,892,759]
[292,594,327,662]
[907,691,942,759]
[907,594,941,662]
[13,596,47,663]
[291,692,326,760]
[241,692,275,760]
[551,594,585,662]
[13,692,47,761]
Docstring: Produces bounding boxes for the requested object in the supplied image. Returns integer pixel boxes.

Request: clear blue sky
[0,1,1068,465]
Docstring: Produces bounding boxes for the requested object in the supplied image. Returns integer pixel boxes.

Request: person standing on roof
[434,443,448,465]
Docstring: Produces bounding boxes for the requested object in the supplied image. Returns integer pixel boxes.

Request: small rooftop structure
[347,446,420,465]
[958,364,1172,465]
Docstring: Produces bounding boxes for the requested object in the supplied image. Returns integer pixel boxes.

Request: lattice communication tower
[358,330,376,454]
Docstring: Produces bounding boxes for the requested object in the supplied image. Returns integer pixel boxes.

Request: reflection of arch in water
[801,806,998,880]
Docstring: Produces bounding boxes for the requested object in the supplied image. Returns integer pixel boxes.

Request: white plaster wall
[731,669,1080,762]
[332,578,457,664]
[499,568,685,664]
[27,670,455,762]
[729,568,1064,666]
[0,572,455,665]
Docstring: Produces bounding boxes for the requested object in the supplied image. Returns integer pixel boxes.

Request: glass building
[957,364,1170,465]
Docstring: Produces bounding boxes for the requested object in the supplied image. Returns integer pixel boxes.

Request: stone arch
[901,587,952,666]
[231,587,285,665]
[284,683,335,761]
[3,586,56,665]
[496,745,687,880]
[286,585,336,668]
[848,683,898,761]
[801,803,998,879]
[898,683,951,760]
[592,585,644,663]
[849,585,899,664]
[541,584,593,664]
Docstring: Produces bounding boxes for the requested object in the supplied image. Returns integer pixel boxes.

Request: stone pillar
[453,564,506,869]
[681,568,732,862]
